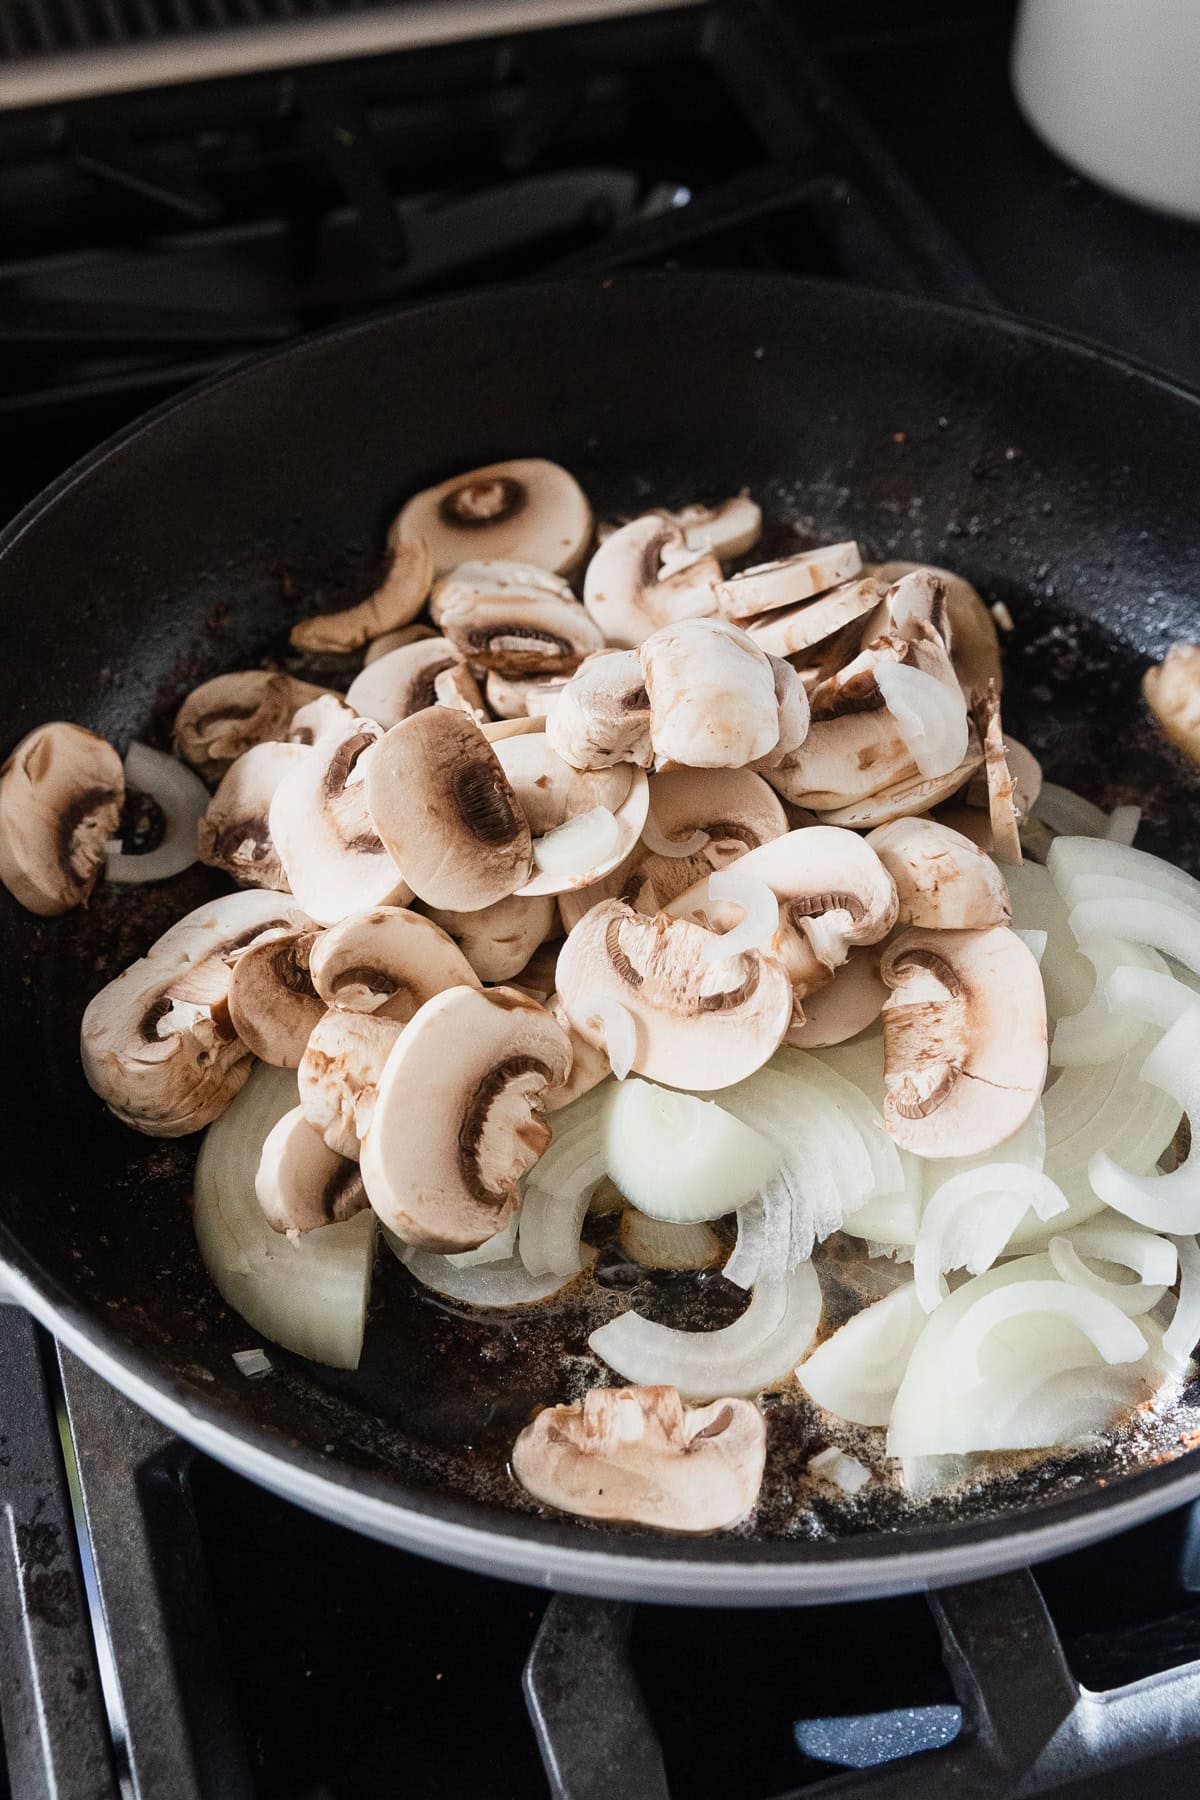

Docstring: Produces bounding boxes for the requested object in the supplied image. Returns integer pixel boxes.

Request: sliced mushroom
[433,662,488,724]
[880,925,1047,1158]
[641,619,780,770]
[255,1106,368,1235]
[394,458,592,577]
[363,622,439,665]
[309,905,480,1019]
[555,899,792,1090]
[751,654,811,770]
[286,693,357,745]
[269,718,411,925]
[972,681,1022,864]
[871,561,1001,697]
[662,493,763,561]
[0,722,123,915]
[424,891,558,984]
[197,741,311,891]
[717,541,862,621]
[174,672,330,784]
[1144,642,1200,764]
[545,649,653,771]
[344,637,458,730]
[544,992,611,1110]
[298,1009,402,1160]
[359,984,572,1251]
[951,732,1043,856]
[289,537,433,653]
[480,715,547,744]
[786,946,887,1048]
[815,736,985,829]
[433,561,604,675]
[226,928,325,1066]
[484,670,567,720]
[81,890,311,1135]
[582,515,721,649]
[512,1384,766,1531]
[491,731,649,897]
[366,708,532,910]
[866,817,1011,930]
[860,566,951,648]
[742,575,885,658]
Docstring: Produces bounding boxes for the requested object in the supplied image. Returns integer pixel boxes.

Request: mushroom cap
[196,740,311,891]
[81,890,312,1136]
[360,984,572,1251]
[289,536,432,653]
[255,1105,368,1235]
[664,493,763,561]
[717,541,863,621]
[363,622,439,665]
[0,722,123,916]
[298,1008,402,1159]
[641,618,780,770]
[1144,642,1200,763]
[751,654,812,769]
[394,457,592,576]
[786,946,887,1048]
[743,575,884,657]
[308,905,480,1019]
[871,561,1001,697]
[583,515,721,649]
[365,708,532,911]
[433,560,604,675]
[344,637,459,730]
[425,891,558,984]
[286,693,357,746]
[555,899,792,1091]
[269,718,412,925]
[880,924,1048,1158]
[545,649,653,771]
[174,671,330,784]
[225,928,325,1067]
[811,736,985,829]
[512,1384,766,1530]
[866,817,1011,930]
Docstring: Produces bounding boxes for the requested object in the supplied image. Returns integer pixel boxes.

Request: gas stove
[5,5,1200,1797]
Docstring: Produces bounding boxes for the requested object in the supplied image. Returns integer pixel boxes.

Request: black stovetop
[4,5,1200,1797]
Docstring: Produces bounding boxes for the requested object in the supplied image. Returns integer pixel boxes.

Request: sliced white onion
[816,1034,924,1249]
[105,742,208,884]
[1105,805,1141,847]
[446,1214,518,1268]
[601,1079,778,1223]
[1164,1234,1200,1367]
[519,1151,609,1277]
[1048,1226,1175,1316]
[591,999,636,1079]
[617,1212,722,1270]
[701,869,780,962]
[532,806,619,877]
[1088,1007,1200,1230]
[641,810,709,858]
[874,660,969,780]
[945,1279,1147,1394]
[1051,938,1167,1068]
[797,1282,925,1425]
[193,1064,375,1370]
[807,1448,871,1494]
[1104,964,1199,1034]
[914,1163,1068,1314]
[723,1185,794,1292]
[1004,860,1094,1027]
[1069,898,1200,980]
[589,1262,821,1399]
[1015,928,1048,964]
[1048,835,1200,914]
[1035,784,1111,838]
[396,1236,594,1307]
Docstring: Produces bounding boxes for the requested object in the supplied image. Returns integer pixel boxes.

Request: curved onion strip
[106,742,208,884]
[1035,785,1111,839]
[520,1150,609,1277]
[874,660,969,780]
[914,1163,1068,1314]
[193,1064,375,1370]
[1106,806,1141,847]
[701,869,780,962]
[1068,900,1200,979]
[797,1283,925,1426]
[523,1084,610,1196]
[1104,965,1198,1034]
[1015,928,1047,964]
[641,810,709,858]
[1089,1008,1200,1230]
[589,1262,821,1399]
[397,1237,595,1307]
[945,1280,1147,1394]
[592,999,636,1079]
[724,1184,793,1292]
[1164,1235,1200,1368]
[816,1035,923,1248]
[1048,835,1200,913]
[601,1079,778,1224]
[1051,938,1167,1068]
[617,1212,721,1270]
[1004,860,1094,1027]
[1048,1227,1175,1317]
[447,1214,518,1268]
[807,1448,872,1493]
[532,806,619,877]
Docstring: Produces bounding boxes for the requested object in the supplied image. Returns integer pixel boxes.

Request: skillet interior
[4,271,1200,1580]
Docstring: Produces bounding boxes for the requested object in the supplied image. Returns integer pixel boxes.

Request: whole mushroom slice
[434,560,604,676]
[298,1009,401,1160]
[394,457,592,577]
[256,1106,368,1235]
[363,622,438,664]
[360,984,572,1252]
[786,946,887,1048]
[743,575,885,658]
[344,637,459,730]
[512,1384,766,1531]
[1144,642,1200,764]
[289,536,433,654]
[627,765,790,915]
[0,722,123,915]
[226,928,325,1067]
[880,924,1048,1159]
[555,899,792,1091]
[583,515,721,649]
[545,650,653,771]
[663,493,763,561]
[491,730,649,898]
[196,741,311,891]
[811,736,985,830]
[286,693,356,746]
[642,618,780,770]
[717,541,863,621]
[871,561,1001,698]
[424,892,558,984]
[309,905,480,1019]
[81,890,312,1136]
[174,672,330,784]
[269,718,412,925]
[366,709,532,911]
[866,817,1012,930]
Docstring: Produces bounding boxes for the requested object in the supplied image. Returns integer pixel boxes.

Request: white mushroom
[742,575,884,658]
[786,947,887,1048]
[173,672,330,784]
[880,925,1048,1158]
[196,741,311,891]
[433,561,604,675]
[484,670,567,720]
[866,817,1012,930]
[661,493,763,561]
[491,730,649,897]
[360,985,572,1251]
[308,905,480,1019]
[751,654,811,770]
[366,709,532,910]
[289,537,433,653]
[815,737,985,829]
[641,619,780,770]
[269,718,411,924]
[972,681,1022,864]
[871,561,1001,698]
[545,650,653,771]
[0,722,123,915]
[363,622,439,664]
[344,637,459,730]
[255,1106,368,1235]
[716,541,862,620]
[582,515,721,648]
[286,693,357,746]
[512,1384,766,1531]
[298,1009,402,1159]
[424,892,558,983]
[433,662,488,725]
[544,992,611,1109]
[394,458,592,576]
[1144,642,1200,764]
[225,928,325,1066]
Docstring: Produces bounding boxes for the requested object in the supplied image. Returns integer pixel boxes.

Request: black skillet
[2,272,1200,1604]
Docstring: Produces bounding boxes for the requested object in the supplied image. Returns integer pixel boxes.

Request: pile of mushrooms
[7,453,1195,1537]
